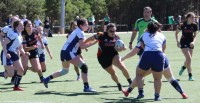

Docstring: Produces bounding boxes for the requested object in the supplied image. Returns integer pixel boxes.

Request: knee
[80,64,88,74]
[59,68,69,76]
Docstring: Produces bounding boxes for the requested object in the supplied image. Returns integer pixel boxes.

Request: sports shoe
[43,78,49,88]
[179,67,185,76]
[154,97,162,101]
[136,94,144,99]
[181,93,188,99]
[188,76,194,81]
[122,89,129,97]
[83,86,96,92]
[13,86,23,91]
[77,75,80,81]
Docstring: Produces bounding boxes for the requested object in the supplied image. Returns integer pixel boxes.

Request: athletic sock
[182,66,186,70]
[188,73,192,77]
[117,83,122,91]
[127,78,132,85]
[170,79,183,94]
[127,87,133,93]
[84,82,89,88]
[40,76,44,81]
[11,70,17,82]
[14,74,22,87]
[138,88,144,95]
[46,75,53,82]
[0,72,5,77]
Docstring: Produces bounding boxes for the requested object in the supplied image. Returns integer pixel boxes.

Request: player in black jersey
[175,12,198,81]
[22,20,45,82]
[85,23,132,91]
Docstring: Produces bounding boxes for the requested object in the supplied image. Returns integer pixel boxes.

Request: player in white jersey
[0,20,27,91]
[43,18,97,92]
[136,22,166,101]
[36,26,52,72]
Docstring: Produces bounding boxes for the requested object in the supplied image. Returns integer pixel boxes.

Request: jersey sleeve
[77,31,85,40]
[2,26,9,34]
[193,24,198,32]
[7,32,16,40]
[94,32,103,40]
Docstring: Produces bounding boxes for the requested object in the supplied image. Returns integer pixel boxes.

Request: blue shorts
[60,50,77,61]
[1,50,19,66]
[39,53,45,62]
[164,54,169,69]
[138,51,165,72]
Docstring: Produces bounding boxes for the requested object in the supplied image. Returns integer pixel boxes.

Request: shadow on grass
[100,85,128,88]
[2,80,76,85]
[34,90,109,96]
[102,97,150,103]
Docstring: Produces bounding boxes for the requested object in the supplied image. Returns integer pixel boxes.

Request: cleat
[83,86,96,92]
[77,75,80,81]
[154,97,162,101]
[43,78,49,88]
[13,86,23,91]
[188,76,194,81]
[136,94,144,99]
[181,93,188,99]
[179,67,185,76]
[122,89,129,97]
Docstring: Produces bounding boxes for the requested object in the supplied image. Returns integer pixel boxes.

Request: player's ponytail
[147,22,159,37]
[13,20,21,31]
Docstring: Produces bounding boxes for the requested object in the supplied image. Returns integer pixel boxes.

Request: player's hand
[6,53,11,59]
[25,52,30,56]
[190,42,194,48]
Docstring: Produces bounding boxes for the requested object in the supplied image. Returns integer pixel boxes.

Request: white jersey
[37,36,48,54]
[141,32,166,52]
[1,25,13,36]
[6,30,23,53]
[61,27,85,53]
[34,19,42,27]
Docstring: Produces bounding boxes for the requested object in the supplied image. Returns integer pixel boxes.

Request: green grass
[0,31,200,103]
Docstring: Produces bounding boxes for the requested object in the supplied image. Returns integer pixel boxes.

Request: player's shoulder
[136,18,144,23]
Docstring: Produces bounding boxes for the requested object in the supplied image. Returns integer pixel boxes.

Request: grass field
[0,31,200,103]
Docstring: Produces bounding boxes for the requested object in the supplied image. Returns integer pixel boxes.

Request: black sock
[14,74,22,87]
[46,75,53,82]
[170,80,183,94]
[0,72,5,77]
[84,82,89,88]
[182,66,186,70]
[154,93,160,98]
[11,70,17,83]
[127,78,132,85]
[127,87,133,93]
[189,73,192,77]
[77,73,80,76]
[40,76,44,81]
[117,83,122,91]
[138,88,144,95]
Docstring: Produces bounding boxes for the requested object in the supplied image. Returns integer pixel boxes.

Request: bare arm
[45,45,53,59]
[129,30,137,49]
[175,29,180,47]
[121,47,140,61]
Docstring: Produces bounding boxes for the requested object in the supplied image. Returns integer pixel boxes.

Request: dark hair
[185,12,195,20]
[70,21,77,30]
[77,18,87,27]
[147,22,159,37]
[144,6,152,12]
[13,20,21,30]
[106,23,116,31]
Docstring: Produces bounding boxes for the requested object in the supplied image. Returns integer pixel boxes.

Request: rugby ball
[115,39,124,49]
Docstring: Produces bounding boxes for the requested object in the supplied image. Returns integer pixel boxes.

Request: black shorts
[104,22,110,25]
[180,39,194,49]
[76,48,82,55]
[137,48,144,56]
[88,22,94,26]
[29,50,39,59]
[98,53,118,69]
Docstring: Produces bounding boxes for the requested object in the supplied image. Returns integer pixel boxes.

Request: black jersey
[179,21,198,42]
[22,30,39,47]
[44,20,50,29]
[95,32,119,57]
